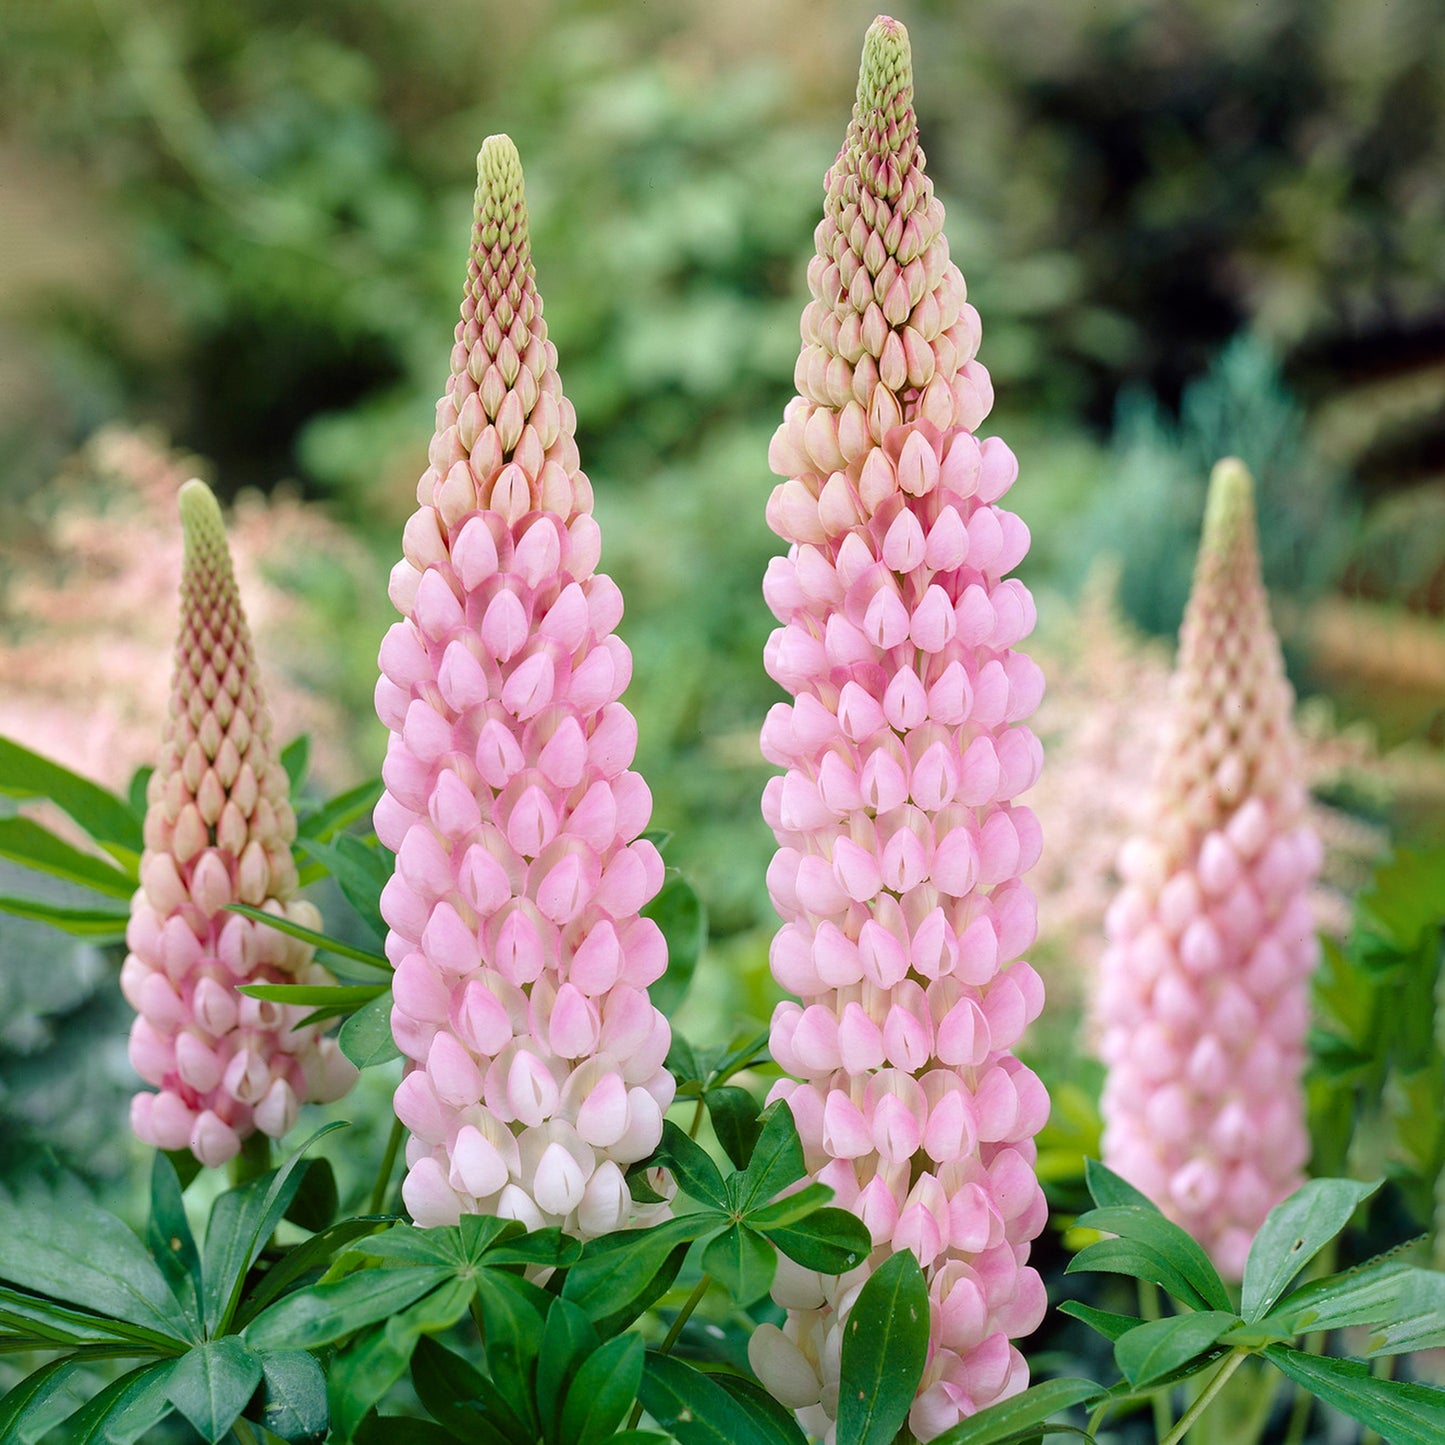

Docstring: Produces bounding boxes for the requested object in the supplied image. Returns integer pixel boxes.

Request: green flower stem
[627,1273,714,1428]
[689,1096,706,1140]
[1139,1279,1173,1441]
[369,1115,406,1214]
[1160,1349,1249,1445]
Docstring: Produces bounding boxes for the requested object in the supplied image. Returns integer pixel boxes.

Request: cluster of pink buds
[748,18,1049,1441]
[123,480,356,1167]
[374,135,674,1236]
[1098,459,1321,1279]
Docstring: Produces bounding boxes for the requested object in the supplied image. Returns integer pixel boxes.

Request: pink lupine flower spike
[123,480,356,1168]
[750,17,1050,1441]
[1098,458,1321,1280]
[374,135,675,1236]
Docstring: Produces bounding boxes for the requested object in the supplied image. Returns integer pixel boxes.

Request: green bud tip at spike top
[852,15,918,196]
[122,479,356,1168]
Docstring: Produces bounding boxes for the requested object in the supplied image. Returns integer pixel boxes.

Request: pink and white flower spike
[1098,459,1321,1280]
[374,135,674,1236]
[748,18,1050,1441]
[123,480,356,1168]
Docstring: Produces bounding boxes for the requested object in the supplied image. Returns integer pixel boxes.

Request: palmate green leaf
[166,1336,265,1443]
[1114,1310,1238,1387]
[1067,1236,1214,1314]
[760,1207,871,1277]
[226,902,391,971]
[346,1222,469,1269]
[0,1195,192,1346]
[1364,1267,1445,1355]
[1056,1299,1141,1342]
[638,1352,785,1445]
[1075,1205,1231,1312]
[745,1181,833,1230]
[0,1356,85,1444]
[703,1224,777,1306]
[705,1084,764,1170]
[0,893,130,939]
[1241,1177,1381,1321]
[929,1377,1102,1445]
[297,833,391,939]
[203,1122,348,1335]
[61,1360,179,1445]
[147,1152,203,1331]
[244,1266,451,1350]
[560,1333,645,1445]
[339,991,404,1068]
[258,1349,329,1442]
[836,1249,930,1445]
[411,1334,533,1445]
[654,1119,730,1209]
[236,1216,391,1326]
[538,1297,600,1444]
[0,734,144,858]
[562,1214,708,1334]
[1264,1345,1445,1445]
[1083,1159,1155,1211]
[298,776,385,843]
[736,1103,807,1214]
[0,816,136,898]
[475,1271,545,1436]
[712,1373,810,1445]
[645,871,706,1017]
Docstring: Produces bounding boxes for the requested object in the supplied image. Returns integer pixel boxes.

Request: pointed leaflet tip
[472,133,531,277]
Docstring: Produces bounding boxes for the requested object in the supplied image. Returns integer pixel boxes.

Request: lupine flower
[122,480,356,1167]
[374,135,674,1236]
[748,18,1050,1440]
[1098,458,1321,1279]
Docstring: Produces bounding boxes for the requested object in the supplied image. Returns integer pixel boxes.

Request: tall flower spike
[1098,459,1321,1279]
[374,135,674,1236]
[750,19,1049,1441]
[122,480,357,1167]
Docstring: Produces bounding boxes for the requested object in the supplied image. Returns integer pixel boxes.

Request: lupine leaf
[226,902,391,971]
[654,1120,729,1209]
[835,1249,930,1445]
[1057,1299,1141,1342]
[705,1084,764,1170]
[166,1337,265,1443]
[711,1373,810,1445]
[0,735,144,857]
[760,1207,870,1277]
[235,1216,391,1327]
[474,1271,545,1436]
[339,991,403,1067]
[928,1377,1103,1445]
[703,1224,777,1306]
[1114,1310,1238,1387]
[745,1181,834,1230]
[257,1348,329,1442]
[244,1266,451,1350]
[538,1297,599,1443]
[1241,1178,1380,1320]
[296,833,390,938]
[1250,1258,1412,1340]
[0,1356,86,1443]
[65,1360,179,1444]
[298,777,385,843]
[0,817,136,897]
[645,872,706,1018]
[1066,1236,1213,1312]
[563,1214,708,1333]
[1364,1268,1445,1355]
[0,1196,192,1345]
[147,1152,203,1330]
[638,1352,783,1445]
[0,894,130,939]
[1264,1345,1445,1445]
[411,1335,533,1445]
[281,735,311,791]
[1083,1159,1155,1211]
[736,1103,807,1213]
[1075,1205,1230,1311]
[237,981,388,1007]
[560,1333,645,1445]
[483,1225,583,1270]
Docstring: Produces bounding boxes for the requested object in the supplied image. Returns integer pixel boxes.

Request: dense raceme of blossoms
[1098,459,1321,1280]
[374,135,674,1236]
[748,18,1050,1441]
[123,480,356,1167]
